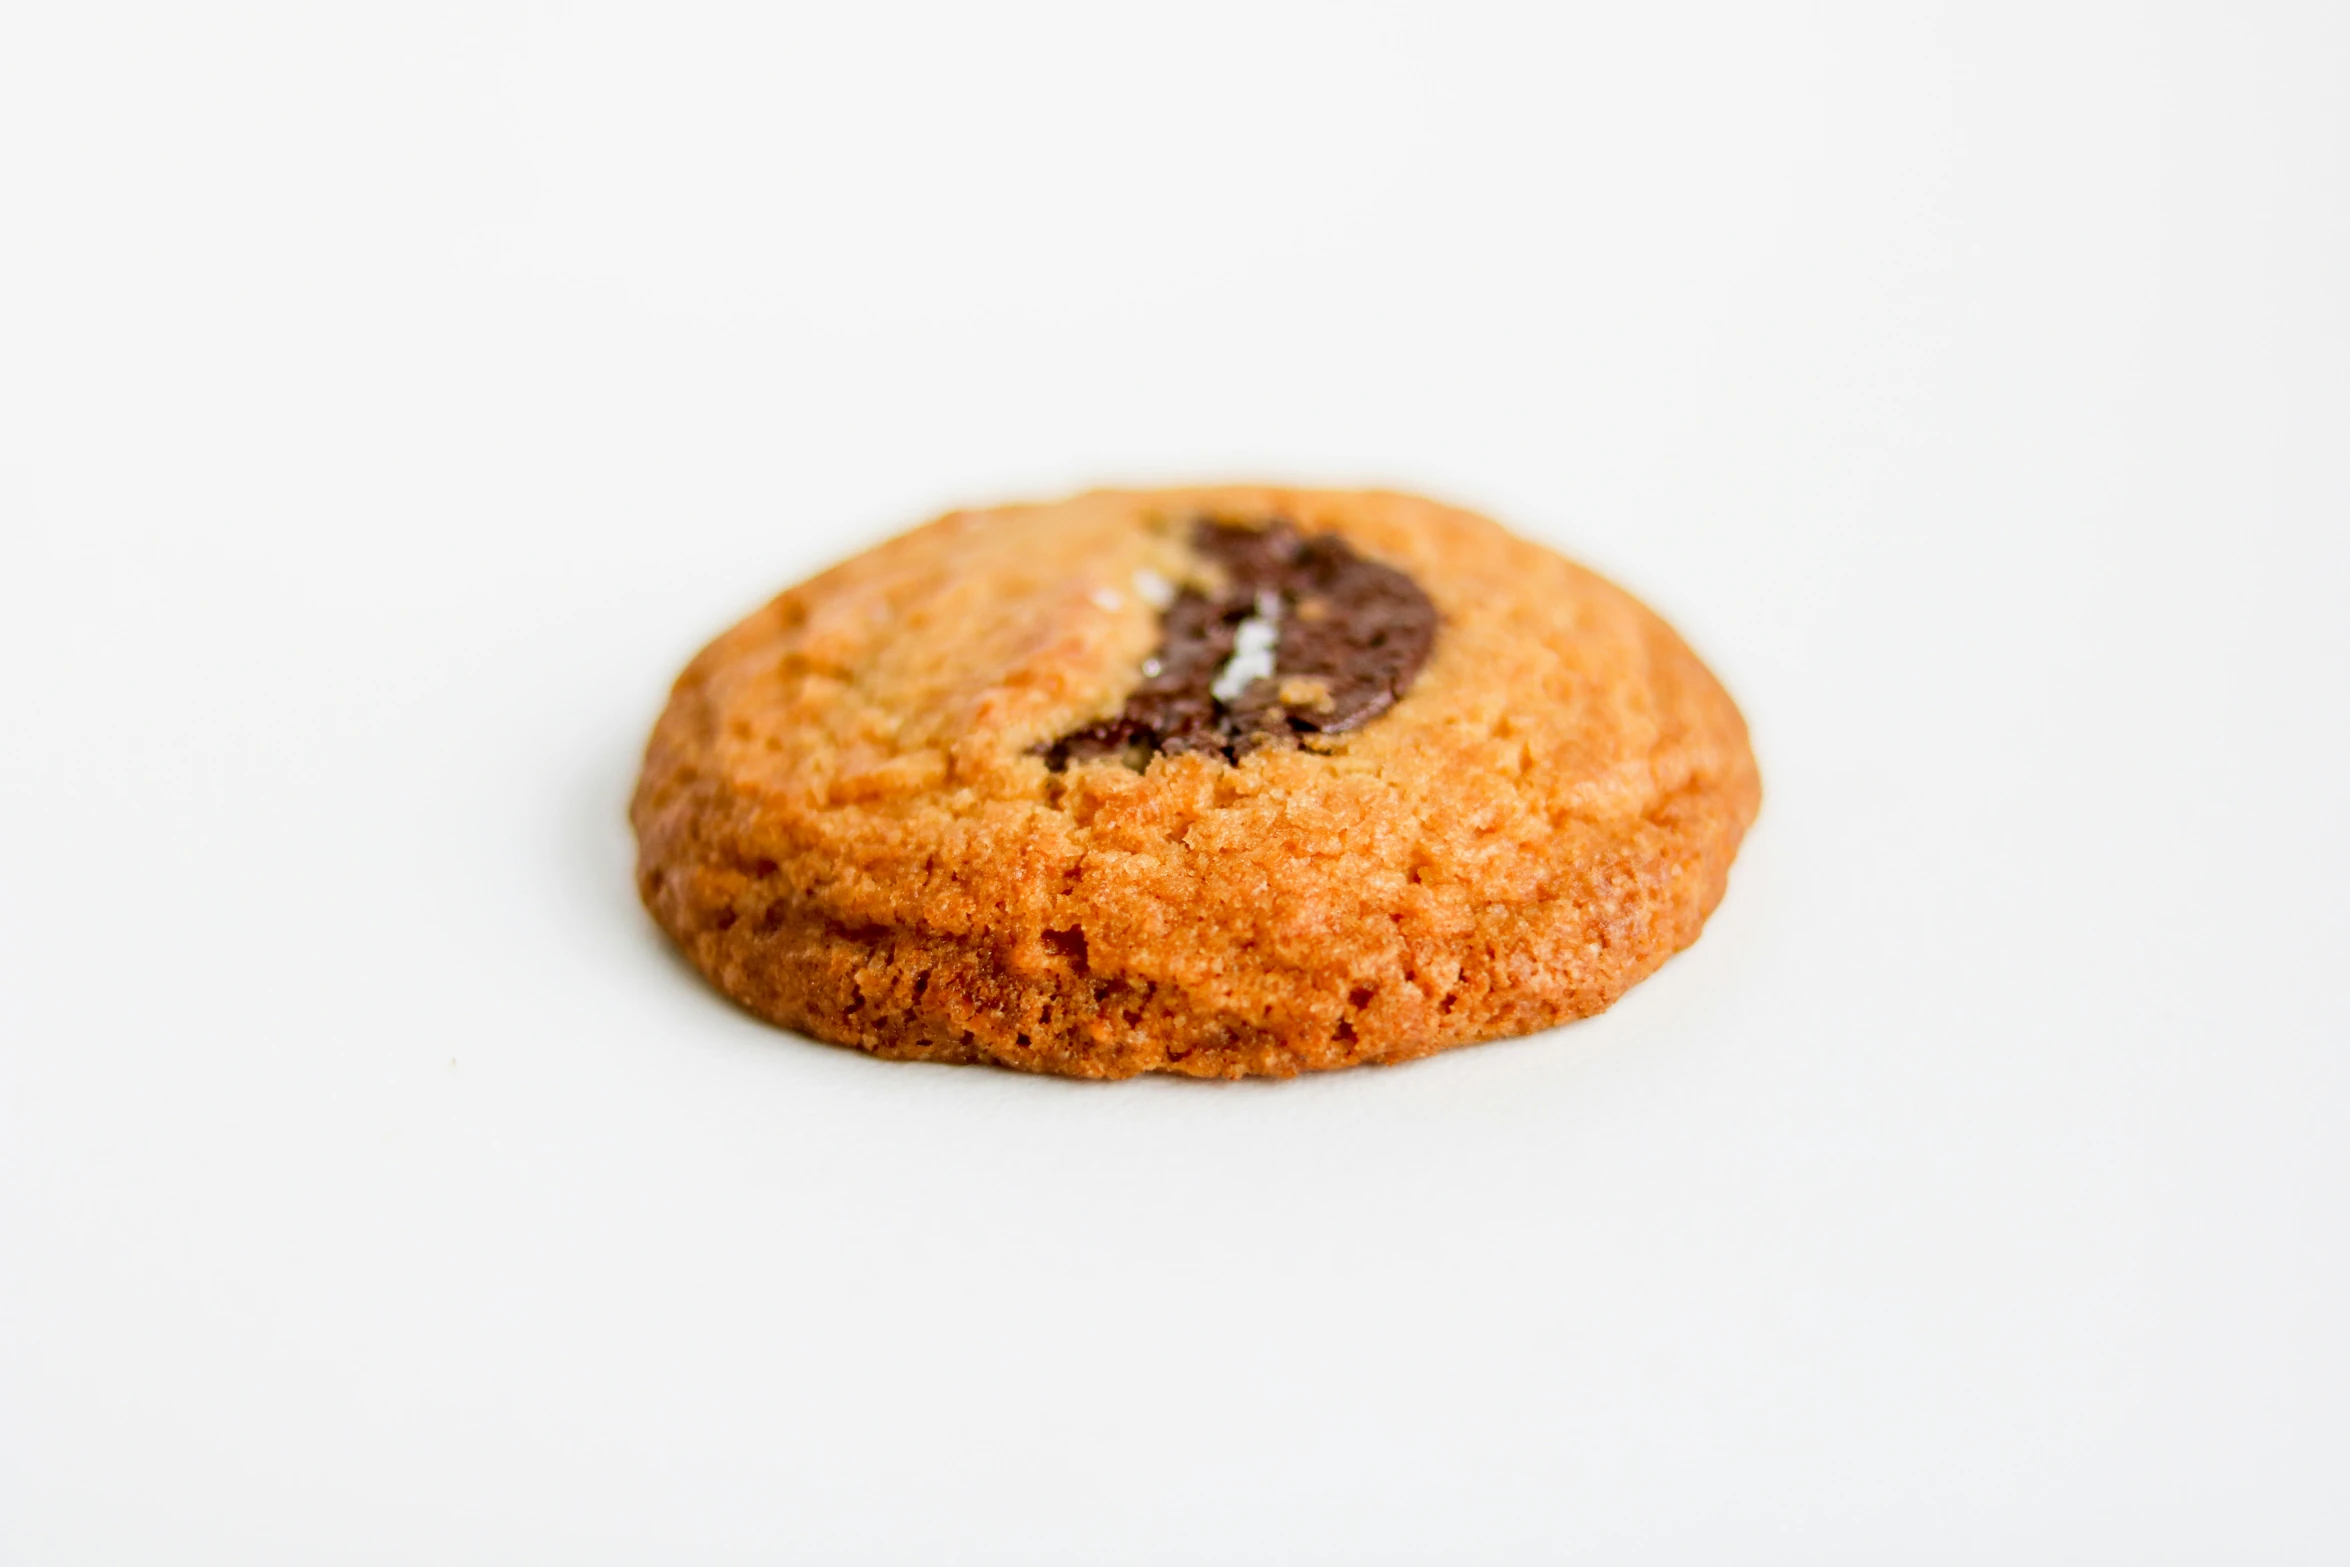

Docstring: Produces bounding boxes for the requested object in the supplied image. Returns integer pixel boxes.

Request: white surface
[4,4,2347,1562]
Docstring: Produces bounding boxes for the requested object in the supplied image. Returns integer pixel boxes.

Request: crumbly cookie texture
[633,487,1760,1079]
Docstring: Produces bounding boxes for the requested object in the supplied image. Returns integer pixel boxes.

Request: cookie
[632,487,1759,1079]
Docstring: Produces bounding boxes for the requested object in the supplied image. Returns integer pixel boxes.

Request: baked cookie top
[634,487,1759,1078]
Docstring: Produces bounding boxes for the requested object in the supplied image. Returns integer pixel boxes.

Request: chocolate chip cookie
[632,487,1759,1079]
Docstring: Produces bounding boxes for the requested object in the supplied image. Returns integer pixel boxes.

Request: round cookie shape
[632,487,1760,1079]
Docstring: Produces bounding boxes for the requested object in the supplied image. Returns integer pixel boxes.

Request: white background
[4,3,2346,1562]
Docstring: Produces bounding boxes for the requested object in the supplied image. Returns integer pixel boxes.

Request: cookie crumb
[1277,677,1334,711]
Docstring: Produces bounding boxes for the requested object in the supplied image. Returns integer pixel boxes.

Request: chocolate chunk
[1044,519,1438,769]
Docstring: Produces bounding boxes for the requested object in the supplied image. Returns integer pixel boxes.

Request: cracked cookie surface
[632,486,1760,1079]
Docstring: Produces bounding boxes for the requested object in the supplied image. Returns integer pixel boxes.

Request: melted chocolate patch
[1044,520,1437,769]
